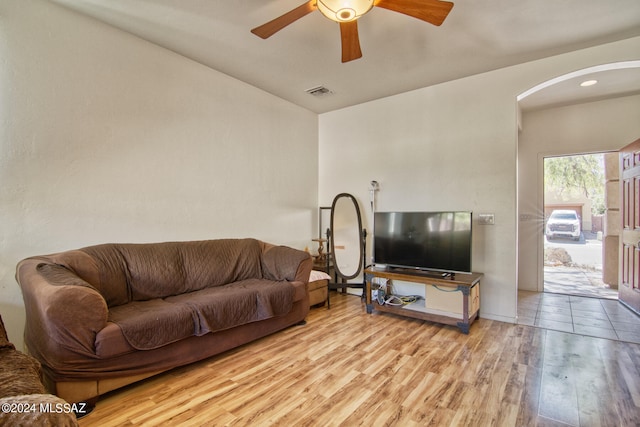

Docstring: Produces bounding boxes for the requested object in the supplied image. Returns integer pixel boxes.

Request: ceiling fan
[251,0,454,63]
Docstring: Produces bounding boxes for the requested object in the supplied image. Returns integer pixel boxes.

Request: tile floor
[518,290,640,344]
[543,266,617,299]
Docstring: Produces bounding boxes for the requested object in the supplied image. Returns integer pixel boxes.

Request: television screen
[374,211,472,274]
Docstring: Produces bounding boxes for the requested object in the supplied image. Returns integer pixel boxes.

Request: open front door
[620,138,640,314]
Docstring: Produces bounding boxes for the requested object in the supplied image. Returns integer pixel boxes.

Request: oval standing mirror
[329,193,364,280]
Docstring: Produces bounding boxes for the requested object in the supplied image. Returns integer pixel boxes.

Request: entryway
[543,153,616,299]
[515,62,640,344]
[521,149,640,343]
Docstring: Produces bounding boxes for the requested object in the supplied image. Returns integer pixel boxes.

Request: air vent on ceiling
[305,86,333,97]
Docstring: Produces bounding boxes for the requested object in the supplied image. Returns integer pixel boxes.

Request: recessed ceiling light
[580,80,598,87]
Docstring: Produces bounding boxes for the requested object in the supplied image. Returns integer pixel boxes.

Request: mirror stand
[326,193,367,309]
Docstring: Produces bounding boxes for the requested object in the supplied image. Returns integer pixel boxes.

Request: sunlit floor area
[518,290,640,344]
[544,266,617,299]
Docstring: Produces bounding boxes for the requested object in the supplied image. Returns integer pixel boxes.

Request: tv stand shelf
[364,267,482,334]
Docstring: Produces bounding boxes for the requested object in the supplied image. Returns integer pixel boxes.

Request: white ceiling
[50,0,640,113]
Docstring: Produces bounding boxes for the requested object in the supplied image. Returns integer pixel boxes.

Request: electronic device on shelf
[373,211,473,276]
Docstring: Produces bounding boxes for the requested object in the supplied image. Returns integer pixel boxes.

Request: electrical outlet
[478,213,495,225]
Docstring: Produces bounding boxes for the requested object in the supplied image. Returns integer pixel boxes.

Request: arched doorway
[516,61,640,339]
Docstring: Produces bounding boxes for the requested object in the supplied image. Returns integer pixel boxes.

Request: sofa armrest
[260,243,312,283]
[16,258,108,362]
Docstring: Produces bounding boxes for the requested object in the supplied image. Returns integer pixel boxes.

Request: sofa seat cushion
[108,299,197,351]
[95,280,307,359]
[165,279,295,336]
[103,279,298,353]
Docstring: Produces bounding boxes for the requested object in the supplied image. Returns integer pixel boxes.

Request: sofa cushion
[118,240,264,301]
[107,299,197,350]
[165,279,295,336]
[95,280,308,359]
[107,279,295,351]
[79,238,264,304]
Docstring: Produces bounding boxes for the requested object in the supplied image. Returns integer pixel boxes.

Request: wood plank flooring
[78,293,640,426]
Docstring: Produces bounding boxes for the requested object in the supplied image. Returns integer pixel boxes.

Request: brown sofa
[16,238,311,405]
[0,314,79,426]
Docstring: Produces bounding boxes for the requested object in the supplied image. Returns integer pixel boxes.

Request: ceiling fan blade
[251,0,317,39]
[340,21,363,63]
[374,0,453,26]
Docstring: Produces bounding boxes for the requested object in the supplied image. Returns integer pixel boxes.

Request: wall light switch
[478,213,495,225]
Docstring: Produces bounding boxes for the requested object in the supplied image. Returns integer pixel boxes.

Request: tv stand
[365,267,482,334]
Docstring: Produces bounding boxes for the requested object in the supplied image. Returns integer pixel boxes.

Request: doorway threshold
[544,265,617,299]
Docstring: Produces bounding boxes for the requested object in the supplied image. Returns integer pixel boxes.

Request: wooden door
[620,138,640,314]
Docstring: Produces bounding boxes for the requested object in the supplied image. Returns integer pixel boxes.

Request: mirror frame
[329,193,364,280]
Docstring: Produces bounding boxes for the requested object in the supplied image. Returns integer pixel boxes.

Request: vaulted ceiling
[50,0,640,113]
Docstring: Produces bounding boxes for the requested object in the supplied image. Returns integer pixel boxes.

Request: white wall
[0,0,318,348]
[319,73,519,323]
[518,94,640,291]
[319,37,640,324]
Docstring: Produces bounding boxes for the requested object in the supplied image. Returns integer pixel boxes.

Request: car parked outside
[545,209,581,241]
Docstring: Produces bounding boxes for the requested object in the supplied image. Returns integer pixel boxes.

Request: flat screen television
[373,211,473,274]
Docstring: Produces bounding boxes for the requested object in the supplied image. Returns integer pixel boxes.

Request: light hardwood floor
[78,293,640,426]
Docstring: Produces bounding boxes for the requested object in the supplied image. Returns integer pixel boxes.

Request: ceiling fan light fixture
[317,0,374,22]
